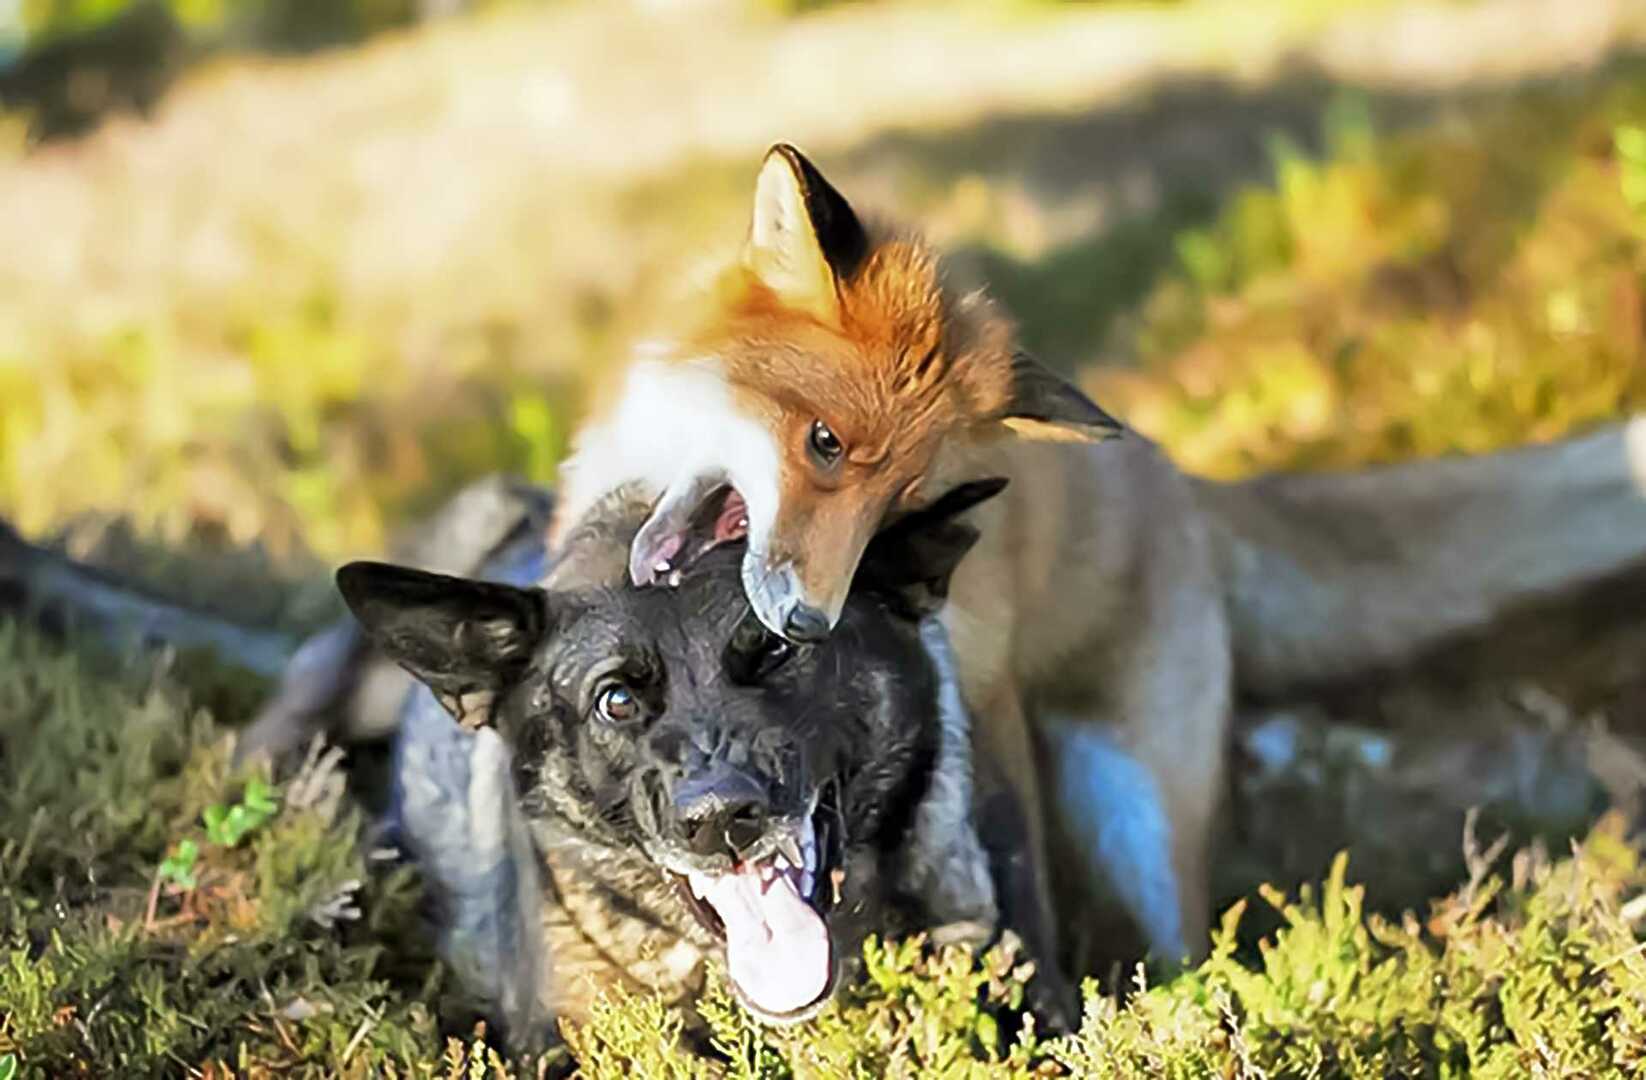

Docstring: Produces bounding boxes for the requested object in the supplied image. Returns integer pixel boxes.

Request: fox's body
[550,143,1646,980]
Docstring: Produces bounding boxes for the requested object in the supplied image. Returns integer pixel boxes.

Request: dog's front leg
[896,621,1000,932]
[391,686,556,1056]
[967,728,1079,1029]
[970,684,1073,1008]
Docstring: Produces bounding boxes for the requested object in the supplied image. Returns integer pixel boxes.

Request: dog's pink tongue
[694,864,829,1016]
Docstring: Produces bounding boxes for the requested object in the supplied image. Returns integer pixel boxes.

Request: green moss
[0,624,458,1077]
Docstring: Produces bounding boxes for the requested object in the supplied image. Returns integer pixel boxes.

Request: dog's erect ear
[336,561,548,710]
[741,143,868,325]
[857,477,1008,617]
[999,352,1123,442]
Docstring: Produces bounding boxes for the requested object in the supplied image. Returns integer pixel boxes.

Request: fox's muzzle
[742,551,849,643]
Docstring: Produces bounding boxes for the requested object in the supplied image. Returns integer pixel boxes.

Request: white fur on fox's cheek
[557,356,781,542]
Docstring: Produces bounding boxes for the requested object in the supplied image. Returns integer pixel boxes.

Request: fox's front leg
[965,706,1079,1029]
[938,596,1069,1001]
[1042,598,1231,973]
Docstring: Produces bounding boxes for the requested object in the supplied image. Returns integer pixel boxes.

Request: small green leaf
[0,1051,17,1080]
[202,804,232,846]
[158,838,199,890]
[975,1011,999,1055]
[242,777,278,815]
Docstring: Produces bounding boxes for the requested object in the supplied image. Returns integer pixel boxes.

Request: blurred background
[4,0,1646,910]
[5,0,1645,562]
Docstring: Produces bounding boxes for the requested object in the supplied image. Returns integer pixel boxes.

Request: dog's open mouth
[671,806,844,1022]
[632,481,749,586]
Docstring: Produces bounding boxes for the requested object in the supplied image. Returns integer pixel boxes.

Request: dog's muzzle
[654,769,846,1025]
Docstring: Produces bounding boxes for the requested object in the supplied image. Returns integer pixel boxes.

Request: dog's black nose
[782,604,830,643]
[674,765,770,857]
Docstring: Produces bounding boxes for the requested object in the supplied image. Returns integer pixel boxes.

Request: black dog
[336,481,1019,1046]
[0,478,1026,1049]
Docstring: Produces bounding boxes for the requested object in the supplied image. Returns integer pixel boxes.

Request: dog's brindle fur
[338,484,1017,1044]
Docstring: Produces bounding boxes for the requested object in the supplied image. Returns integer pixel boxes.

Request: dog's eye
[808,419,844,467]
[724,614,796,684]
[594,682,643,724]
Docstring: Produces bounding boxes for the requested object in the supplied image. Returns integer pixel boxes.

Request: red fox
[549,143,1646,977]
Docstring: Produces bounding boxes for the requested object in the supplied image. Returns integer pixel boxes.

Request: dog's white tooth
[654,559,670,574]
[736,517,749,530]
[666,569,683,588]
[830,867,845,905]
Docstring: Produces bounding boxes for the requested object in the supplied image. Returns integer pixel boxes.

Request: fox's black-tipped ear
[858,478,1008,617]
[742,143,868,324]
[1000,352,1123,442]
[336,561,548,711]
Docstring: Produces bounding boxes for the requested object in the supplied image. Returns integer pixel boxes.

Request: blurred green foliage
[1091,75,1646,478]
[14,0,434,51]
[751,0,1404,17]
[9,47,1645,563]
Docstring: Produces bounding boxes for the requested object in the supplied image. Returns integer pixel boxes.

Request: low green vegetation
[2,617,1644,1076]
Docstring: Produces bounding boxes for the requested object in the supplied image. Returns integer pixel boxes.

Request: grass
[3,618,1645,1077]
[0,625,458,1077]
[4,3,1646,1075]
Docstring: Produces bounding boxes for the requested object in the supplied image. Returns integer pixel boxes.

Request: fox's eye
[808,419,844,466]
[724,613,797,684]
[595,682,643,724]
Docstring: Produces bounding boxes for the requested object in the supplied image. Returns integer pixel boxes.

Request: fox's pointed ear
[336,561,548,715]
[999,352,1123,442]
[742,143,868,325]
[858,477,1008,617]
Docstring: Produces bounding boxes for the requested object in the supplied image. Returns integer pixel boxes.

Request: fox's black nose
[674,765,770,857]
[782,604,830,643]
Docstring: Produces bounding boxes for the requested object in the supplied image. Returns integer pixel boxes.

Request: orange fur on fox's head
[629,144,1121,641]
